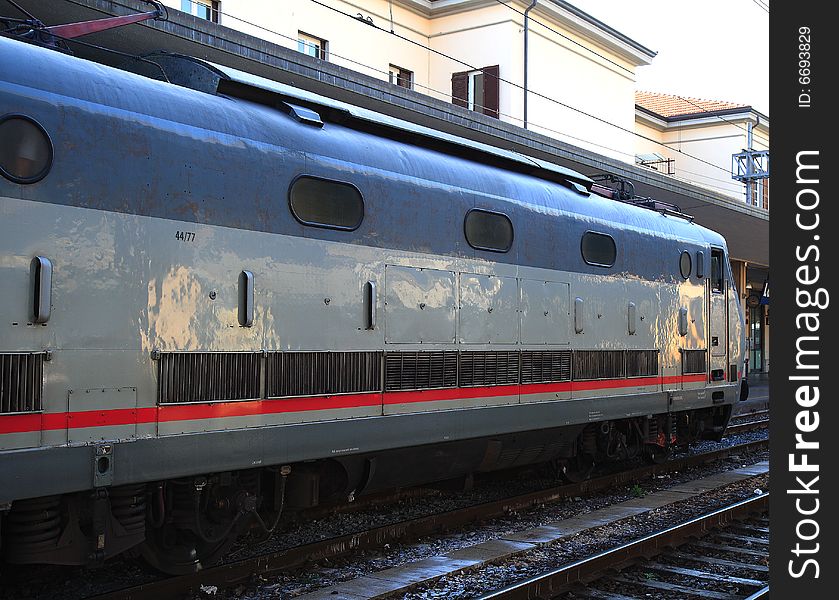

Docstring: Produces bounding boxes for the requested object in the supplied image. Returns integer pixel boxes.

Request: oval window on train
[289,176,364,230]
[464,209,514,252]
[0,115,53,184]
[679,251,692,279]
[581,231,616,267]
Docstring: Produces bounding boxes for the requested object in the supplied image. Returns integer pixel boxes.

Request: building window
[581,231,616,267]
[761,177,769,209]
[181,0,219,23]
[749,177,769,209]
[389,65,413,90]
[451,65,500,118]
[298,32,328,60]
[464,209,514,252]
[289,176,363,231]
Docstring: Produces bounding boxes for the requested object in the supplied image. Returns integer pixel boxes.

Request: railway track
[729,409,768,422]
[90,438,768,600]
[725,417,769,435]
[482,493,769,599]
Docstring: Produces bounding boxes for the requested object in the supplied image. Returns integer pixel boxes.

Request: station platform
[737,371,769,415]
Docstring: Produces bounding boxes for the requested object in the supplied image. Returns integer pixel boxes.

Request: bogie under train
[0,35,746,572]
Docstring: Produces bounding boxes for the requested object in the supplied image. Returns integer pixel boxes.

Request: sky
[569,0,770,115]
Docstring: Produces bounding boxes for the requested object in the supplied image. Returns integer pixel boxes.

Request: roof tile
[636,91,749,118]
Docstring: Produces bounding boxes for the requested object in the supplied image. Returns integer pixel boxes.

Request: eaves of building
[636,105,770,135]
[401,0,656,67]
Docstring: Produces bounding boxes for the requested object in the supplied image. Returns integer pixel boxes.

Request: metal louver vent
[573,350,626,381]
[459,351,519,387]
[265,352,382,398]
[157,352,261,404]
[520,350,572,384]
[682,349,707,375]
[626,350,659,378]
[1,353,44,414]
[385,351,457,391]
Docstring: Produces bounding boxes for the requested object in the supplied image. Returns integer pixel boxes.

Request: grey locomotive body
[0,36,745,571]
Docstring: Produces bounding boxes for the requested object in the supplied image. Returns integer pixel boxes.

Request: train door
[708,248,728,384]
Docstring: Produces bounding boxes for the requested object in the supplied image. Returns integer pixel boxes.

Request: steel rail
[89,438,768,600]
[726,419,769,435]
[730,408,769,421]
[478,493,769,599]
[733,402,770,416]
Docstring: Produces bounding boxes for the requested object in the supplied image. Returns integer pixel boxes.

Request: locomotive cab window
[289,176,364,230]
[710,249,725,293]
[679,251,692,279]
[464,209,513,252]
[581,231,616,267]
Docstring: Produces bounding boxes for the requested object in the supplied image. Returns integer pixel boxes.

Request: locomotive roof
[0,35,727,252]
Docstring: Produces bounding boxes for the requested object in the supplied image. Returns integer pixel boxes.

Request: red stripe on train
[0,374,711,435]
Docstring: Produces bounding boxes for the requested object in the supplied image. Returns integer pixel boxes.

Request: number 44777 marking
[175,230,195,242]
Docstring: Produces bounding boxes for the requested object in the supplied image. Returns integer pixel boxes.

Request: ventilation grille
[682,349,707,375]
[1,353,44,414]
[385,352,457,391]
[626,350,659,378]
[459,351,519,387]
[573,350,626,381]
[520,350,572,384]
[266,352,381,398]
[157,352,261,404]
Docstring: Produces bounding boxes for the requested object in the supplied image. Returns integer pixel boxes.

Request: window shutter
[451,70,469,108]
[482,65,500,118]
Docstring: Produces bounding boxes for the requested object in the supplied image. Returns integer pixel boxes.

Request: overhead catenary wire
[134,0,745,189]
[189,4,644,160]
[182,0,747,190]
[303,0,735,176]
[749,0,769,14]
[175,4,635,149]
[5,16,172,80]
[234,14,754,195]
[2,0,37,20]
[96,0,624,175]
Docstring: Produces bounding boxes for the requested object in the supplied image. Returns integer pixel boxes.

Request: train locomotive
[0,33,747,573]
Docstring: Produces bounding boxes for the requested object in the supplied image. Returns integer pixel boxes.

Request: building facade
[635,91,770,207]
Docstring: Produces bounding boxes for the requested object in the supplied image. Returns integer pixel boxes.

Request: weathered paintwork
[0,36,745,504]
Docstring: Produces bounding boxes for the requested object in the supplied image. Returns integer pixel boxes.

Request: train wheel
[645,445,671,465]
[140,525,236,574]
[561,453,594,483]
